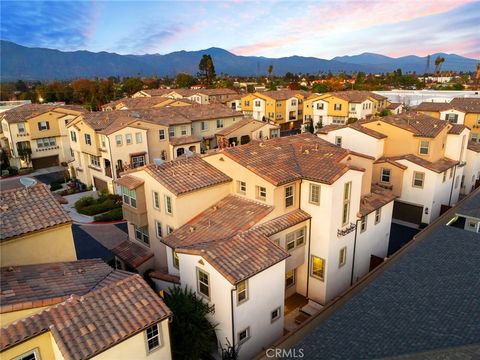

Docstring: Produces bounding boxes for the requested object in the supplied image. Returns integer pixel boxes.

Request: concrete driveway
[0,165,68,190]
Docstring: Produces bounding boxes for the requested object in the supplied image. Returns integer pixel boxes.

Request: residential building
[102,96,195,111]
[215,118,280,147]
[0,104,85,169]
[0,184,76,267]
[117,134,395,359]
[271,188,480,359]
[0,259,172,360]
[132,87,238,105]
[241,90,311,132]
[317,112,473,225]
[386,102,403,114]
[464,141,480,194]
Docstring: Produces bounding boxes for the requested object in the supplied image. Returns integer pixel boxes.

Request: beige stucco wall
[0,332,58,360]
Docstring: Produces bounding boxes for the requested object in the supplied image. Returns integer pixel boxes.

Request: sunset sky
[1,0,479,59]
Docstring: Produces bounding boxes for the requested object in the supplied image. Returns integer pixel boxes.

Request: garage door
[393,201,423,224]
[93,177,108,192]
[31,155,59,169]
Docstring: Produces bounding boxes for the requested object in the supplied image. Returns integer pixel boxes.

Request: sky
[1,0,479,59]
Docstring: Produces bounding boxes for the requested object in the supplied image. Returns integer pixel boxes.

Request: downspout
[350,217,361,286]
[230,287,236,355]
[306,217,312,299]
[448,165,457,206]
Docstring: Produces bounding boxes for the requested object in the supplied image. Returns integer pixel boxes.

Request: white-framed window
[13,349,40,360]
[244,100,250,107]
[254,100,261,107]
[339,247,347,267]
[450,167,454,178]
[169,127,175,138]
[70,130,77,142]
[285,227,306,251]
[181,125,187,136]
[350,104,356,112]
[135,132,142,143]
[167,225,174,234]
[125,133,132,145]
[381,168,391,183]
[85,133,92,145]
[153,191,159,209]
[238,327,250,345]
[90,155,100,167]
[17,122,26,134]
[36,137,56,148]
[332,117,345,125]
[172,250,179,268]
[334,104,342,111]
[201,121,208,131]
[155,220,162,238]
[335,136,342,147]
[316,102,324,110]
[237,180,246,194]
[276,112,282,119]
[38,121,49,131]
[271,307,281,322]
[419,140,429,155]
[134,225,149,245]
[100,135,106,148]
[131,155,145,168]
[412,172,425,188]
[291,99,297,106]
[197,268,210,298]
[360,216,367,232]
[285,184,294,208]
[446,113,458,123]
[121,186,136,208]
[311,255,325,281]
[285,269,295,288]
[256,186,266,200]
[145,323,162,352]
[237,280,248,304]
[159,129,166,140]
[165,195,172,214]
[216,119,224,128]
[115,134,122,146]
[342,181,351,226]
[309,183,321,205]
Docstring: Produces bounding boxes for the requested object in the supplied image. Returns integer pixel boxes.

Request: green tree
[122,77,144,95]
[175,73,198,88]
[311,83,329,93]
[268,64,273,79]
[198,54,216,85]
[164,286,218,360]
[246,84,255,93]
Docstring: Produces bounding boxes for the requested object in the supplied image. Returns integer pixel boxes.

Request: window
[443,171,446,183]
[332,117,345,125]
[285,185,294,208]
[311,255,325,281]
[167,225,174,234]
[342,182,352,226]
[286,228,305,250]
[276,102,282,107]
[146,324,161,352]
[181,125,187,136]
[450,168,454,178]
[216,119,224,128]
[238,327,250,345]
[14,349,39,360]
[134,225,149,245]
[124,133,132,145]
[381,168,391,183]
[36,137,56,148]
[197,268,210,298]
[237,280,248,304]
[172,250,179,268]
[169,127,175,138]
[455,175,459,189]
[339,247,347,267]
[446,113,458,123]
[201,121,208,131]
[70,130,77,142]
[286,233,295,251]
[360,216,367,232]
[121,186,137,208]
[291,100,297,106]
[285,269,295,288]
[237,180,246,194]
[85,133,92,145]
[350,104,356,112]
[309,183,320,205]
[165,195,172,214]
[375,208,381,224]
[17,123,26,133]
[256,186,266,200]
[155,221,162,238]
[135,132,142,143]
[38,121,49,131]
[159,129,166,140]
[412,172,425,188]
[101,135,106,148]
[419,140,429,155]
[244,100,250,107]
[316,103,324,110]
[335,136,342,147]
[153,191,159,209]
[334,104,342,111]
[271,307,281,322]
[254,100,261,107]
[132,155,145,168]
[115,134,122,146]
[90,155,100,167]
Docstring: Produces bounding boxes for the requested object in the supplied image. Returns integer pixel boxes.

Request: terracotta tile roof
[467,141,480,153]
[111,240,154,268]
[215,118,268,137]
[448,124,469,135]
[0,274,172,359]
[415,102,455,112]
[0,259,131,313]
[0,184,71,241]
[102,96,196,110]
[257,90,311,101]
[149,271,180,284]
[250,209,311,237]
[374,157,408,170]
[222,133,358,185]
[196,88,238,97]
[316,123,387,139]
[138,155,231,196]
[369,92,388,101]
[449,97,480,113]
[327,90,377,103]
[399,154,459,173]
[386,102,402,110]
[169,135,202,146]
[175,103,242,121]
[115,175,145,189]
[138,88,173,97]
[359,185,397,217]
[366,112,448,138]
[1,104,84,124]
[162,194,273,249]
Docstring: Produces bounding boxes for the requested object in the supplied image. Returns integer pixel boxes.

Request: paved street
[388,222,420,256]
[0,165,67,190]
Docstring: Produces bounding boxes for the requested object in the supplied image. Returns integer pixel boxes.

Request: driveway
[0,165,68,190]
[388,223,420,256]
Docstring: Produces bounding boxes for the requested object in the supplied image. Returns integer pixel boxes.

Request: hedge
[94,207,123,222]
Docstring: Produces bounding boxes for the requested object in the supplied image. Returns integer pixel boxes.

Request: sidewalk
[61,191,98,223]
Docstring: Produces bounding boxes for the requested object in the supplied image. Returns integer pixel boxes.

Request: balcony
[122,204,148,227]
[105,166,112,178]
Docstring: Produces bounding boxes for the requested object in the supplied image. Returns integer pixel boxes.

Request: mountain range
[0,40,478,81]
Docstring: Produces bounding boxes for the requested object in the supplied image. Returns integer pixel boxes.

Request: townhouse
[317,112,474,225]
[0,259,172,360]
[102,96,195,111]
[0,184,77,267]
[132,87,238,105]
[416,97,480,142]
[240,90,311,132]
[116,134,395,359]
[67,104,243,191]
[303,90,389,129]
[215,117,280,147]
[0,104,85,169]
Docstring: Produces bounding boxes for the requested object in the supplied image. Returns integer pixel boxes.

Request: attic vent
[189,226,195,233]
[212,205,218,211]
[433,124,437,128]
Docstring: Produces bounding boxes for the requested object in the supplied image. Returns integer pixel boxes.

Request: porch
[283,293,323,333]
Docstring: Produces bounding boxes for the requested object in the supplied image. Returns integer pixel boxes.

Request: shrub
[1,170,9,177]
[74,196,95,212]
[94,207,123,222]
[7,166,18,176]
[50,182,63,191]
[18,167,33,175]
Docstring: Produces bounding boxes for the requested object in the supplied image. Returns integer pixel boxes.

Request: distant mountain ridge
[0,41,477,81]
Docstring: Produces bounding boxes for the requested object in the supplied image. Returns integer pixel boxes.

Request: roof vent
[303,149,310,154]
[259,143,265,147]
[0,204,8,212]
[212,205,218,211]
[189,226,195,233]
[433,124,437,128]
[7,266,14,272]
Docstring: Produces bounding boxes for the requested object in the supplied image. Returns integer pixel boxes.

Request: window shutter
[46,122,50,130]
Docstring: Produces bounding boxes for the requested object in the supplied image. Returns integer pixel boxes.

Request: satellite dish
[153,158,164,165]
[20,177,37,187]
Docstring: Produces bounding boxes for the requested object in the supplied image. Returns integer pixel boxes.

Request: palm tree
[268,64,273,80]
[434,56,445,74]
